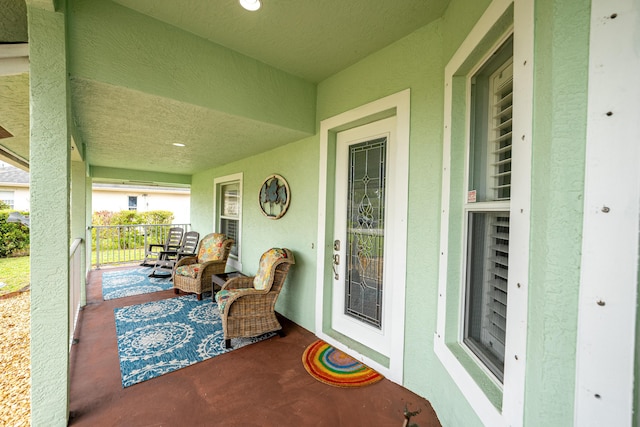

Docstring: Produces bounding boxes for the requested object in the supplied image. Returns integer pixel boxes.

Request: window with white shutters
[219,182,240,258]
[214,173,243,269]
[463,37,513,382]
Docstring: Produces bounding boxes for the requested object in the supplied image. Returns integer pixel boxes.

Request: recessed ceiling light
[173,143,185,147]
[239,0,261,11]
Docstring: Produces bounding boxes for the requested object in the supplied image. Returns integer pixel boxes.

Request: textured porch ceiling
[0,0,29,167]
[0,0,450,179]
[112,0,450,83]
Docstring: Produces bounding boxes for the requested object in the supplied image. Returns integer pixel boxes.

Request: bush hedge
[91,210,175,250]
[0,210,30,258]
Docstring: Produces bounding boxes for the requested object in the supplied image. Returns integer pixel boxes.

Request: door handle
[332,254,340,280]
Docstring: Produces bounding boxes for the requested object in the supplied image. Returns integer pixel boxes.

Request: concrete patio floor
[68,266,441,426]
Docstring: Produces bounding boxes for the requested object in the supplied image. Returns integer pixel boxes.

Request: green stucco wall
[28,4,71,426]
[525,0,590,424]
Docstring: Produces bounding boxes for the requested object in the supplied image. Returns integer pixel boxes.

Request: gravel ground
[0,291,31,426]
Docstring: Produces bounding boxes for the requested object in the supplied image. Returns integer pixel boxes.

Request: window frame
[0,190,15,209]
[434,0,533,425]
[213,173,243,271]
[127,195,137,211]
[462,46,514,383]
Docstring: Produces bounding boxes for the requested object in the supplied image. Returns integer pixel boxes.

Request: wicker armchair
[172,233,234,300]
[215,248,295,348]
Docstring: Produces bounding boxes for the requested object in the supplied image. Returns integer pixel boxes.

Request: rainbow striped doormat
[302,340,383,387]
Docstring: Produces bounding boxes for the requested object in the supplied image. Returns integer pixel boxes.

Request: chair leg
[277,330,285,338]
[197,293,202,301]
[225,339,231,349]
[174,289,179,295]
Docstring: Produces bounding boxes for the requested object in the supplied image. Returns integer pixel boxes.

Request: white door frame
[332,117,396,357]
[315,89,410,384]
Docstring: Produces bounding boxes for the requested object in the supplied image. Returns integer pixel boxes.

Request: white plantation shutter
[220,182,240,257]
[490,61,513,201]
[481,214,509,362]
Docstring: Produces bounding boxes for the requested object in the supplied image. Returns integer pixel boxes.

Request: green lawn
[0,256,30,295]
[0,249,145,296]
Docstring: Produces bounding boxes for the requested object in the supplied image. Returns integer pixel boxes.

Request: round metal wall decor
[259,174,290,219]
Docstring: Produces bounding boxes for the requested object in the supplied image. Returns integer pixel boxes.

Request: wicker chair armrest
[198,259,227,273]
[224,291,273,316]
[221,276,255,290]
[174,256,197,269]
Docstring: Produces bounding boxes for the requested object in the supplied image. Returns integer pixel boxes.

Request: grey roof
[0,164,29,184]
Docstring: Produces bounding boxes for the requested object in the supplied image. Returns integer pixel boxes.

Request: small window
[463,36,513,382]
[128,196,138,211]
[220,182,240,258]
[214,173,243,270]
[0,191,14,209]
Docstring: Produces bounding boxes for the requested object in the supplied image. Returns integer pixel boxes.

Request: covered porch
[2,0,639,425]
[68,266,440,426]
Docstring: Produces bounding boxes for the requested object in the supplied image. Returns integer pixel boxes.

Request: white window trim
[213,172,243,271]
[434,0,533,426]
[574,0,640,425]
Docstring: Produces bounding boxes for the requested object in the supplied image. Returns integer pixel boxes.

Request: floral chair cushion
[197,233,227,263]
[252,248,288,291]
[175,263,201,278]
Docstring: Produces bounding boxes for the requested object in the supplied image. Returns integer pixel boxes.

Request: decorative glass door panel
[345,137,386,328]
[332,117,396,357]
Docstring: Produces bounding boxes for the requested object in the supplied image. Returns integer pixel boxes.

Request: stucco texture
[525,0,590,425]
[28,5,72,426]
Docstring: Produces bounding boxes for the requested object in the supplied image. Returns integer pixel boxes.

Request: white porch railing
[91,224,191,268]
[69,237,83,351]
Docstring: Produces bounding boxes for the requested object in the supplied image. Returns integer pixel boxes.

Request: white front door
[331,117,397,357]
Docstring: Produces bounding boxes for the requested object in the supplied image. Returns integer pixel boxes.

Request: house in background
[0,161,29,210]
[92,183,189,223]
[0,161,190,223]
[0,0,638,426]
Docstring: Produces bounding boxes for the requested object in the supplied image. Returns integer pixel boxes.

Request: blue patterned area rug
[102,267,172,300]
[114,295,276,387]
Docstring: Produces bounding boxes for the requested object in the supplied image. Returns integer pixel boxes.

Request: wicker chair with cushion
[173,233,234,300]
[215,248,295,348]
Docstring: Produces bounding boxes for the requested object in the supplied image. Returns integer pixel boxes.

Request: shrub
[138,210,174,225]
[91,210,175,250]
[0,210,30,258]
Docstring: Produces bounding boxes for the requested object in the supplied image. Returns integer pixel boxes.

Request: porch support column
[85,173,93,302]
[27,3,71,426]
